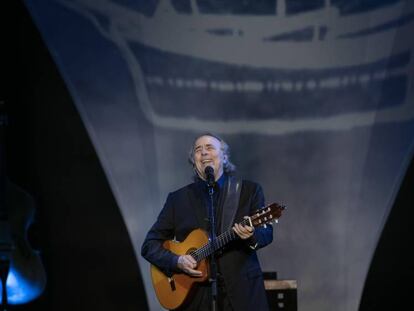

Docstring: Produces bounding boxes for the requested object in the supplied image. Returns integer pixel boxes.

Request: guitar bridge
[168,277,176,291]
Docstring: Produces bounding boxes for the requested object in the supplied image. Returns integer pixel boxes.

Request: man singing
[141,134,273,310]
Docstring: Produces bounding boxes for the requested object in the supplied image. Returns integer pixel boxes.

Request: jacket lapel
[187,183,209,231]
[220,176,242,233]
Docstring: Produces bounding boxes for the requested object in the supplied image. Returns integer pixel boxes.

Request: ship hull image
[59,0,414,134]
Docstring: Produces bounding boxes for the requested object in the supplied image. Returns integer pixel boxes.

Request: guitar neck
[190,218,250,262]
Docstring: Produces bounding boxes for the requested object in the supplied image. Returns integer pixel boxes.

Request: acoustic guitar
[150,202,285,310]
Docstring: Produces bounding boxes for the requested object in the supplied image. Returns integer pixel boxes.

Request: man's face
[193,135,225,181]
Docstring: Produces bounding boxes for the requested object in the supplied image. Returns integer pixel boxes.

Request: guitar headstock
[250,202,286,228]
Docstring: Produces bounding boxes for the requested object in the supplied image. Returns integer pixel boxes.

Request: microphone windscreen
[204,166,214,175]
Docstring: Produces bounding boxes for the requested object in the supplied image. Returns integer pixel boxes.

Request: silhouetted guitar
[150,202,285,310]
[0,103,46,308]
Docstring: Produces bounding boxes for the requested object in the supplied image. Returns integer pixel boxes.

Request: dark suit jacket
[141,176,273,310]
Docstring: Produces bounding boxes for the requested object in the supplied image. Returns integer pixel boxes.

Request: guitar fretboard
[189,218,250,262]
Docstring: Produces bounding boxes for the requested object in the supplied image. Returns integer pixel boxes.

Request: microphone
[204,166,215,188]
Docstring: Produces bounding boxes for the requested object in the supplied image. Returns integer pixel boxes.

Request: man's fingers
[234,223,249,234]
[178,255,201,275]
[186,268,203,277]
[181,257,202,277]
[234,223,244,234]
[180,255,196,267]
[178,255,197,271]
[187,255,197,265]
[244,225,254,233]
[185,256,197,268]
[233,223,254,239]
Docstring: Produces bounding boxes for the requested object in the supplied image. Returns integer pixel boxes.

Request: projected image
[60,0,414,134]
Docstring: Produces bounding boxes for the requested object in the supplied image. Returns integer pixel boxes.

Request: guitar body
[150,229,209,310]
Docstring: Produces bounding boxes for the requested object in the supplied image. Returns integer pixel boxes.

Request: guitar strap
[219,175,242,234]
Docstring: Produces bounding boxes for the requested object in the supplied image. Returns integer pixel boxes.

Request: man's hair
[188,133,236,175]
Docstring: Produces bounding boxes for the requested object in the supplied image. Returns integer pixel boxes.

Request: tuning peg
[274,219,278,224]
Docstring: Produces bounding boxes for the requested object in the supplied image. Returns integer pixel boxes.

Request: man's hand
[233,222,255,240]
[177,255,202,277]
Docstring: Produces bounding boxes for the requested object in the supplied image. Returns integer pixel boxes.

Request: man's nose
[201,147,208,155]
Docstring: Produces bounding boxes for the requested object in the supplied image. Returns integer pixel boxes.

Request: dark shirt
[195,173,227,235]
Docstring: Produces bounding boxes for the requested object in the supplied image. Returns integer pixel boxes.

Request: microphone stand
[207,182,218,311]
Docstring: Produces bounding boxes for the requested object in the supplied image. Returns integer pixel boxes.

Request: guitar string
[190,218,251,262]
[189,206,279,261]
